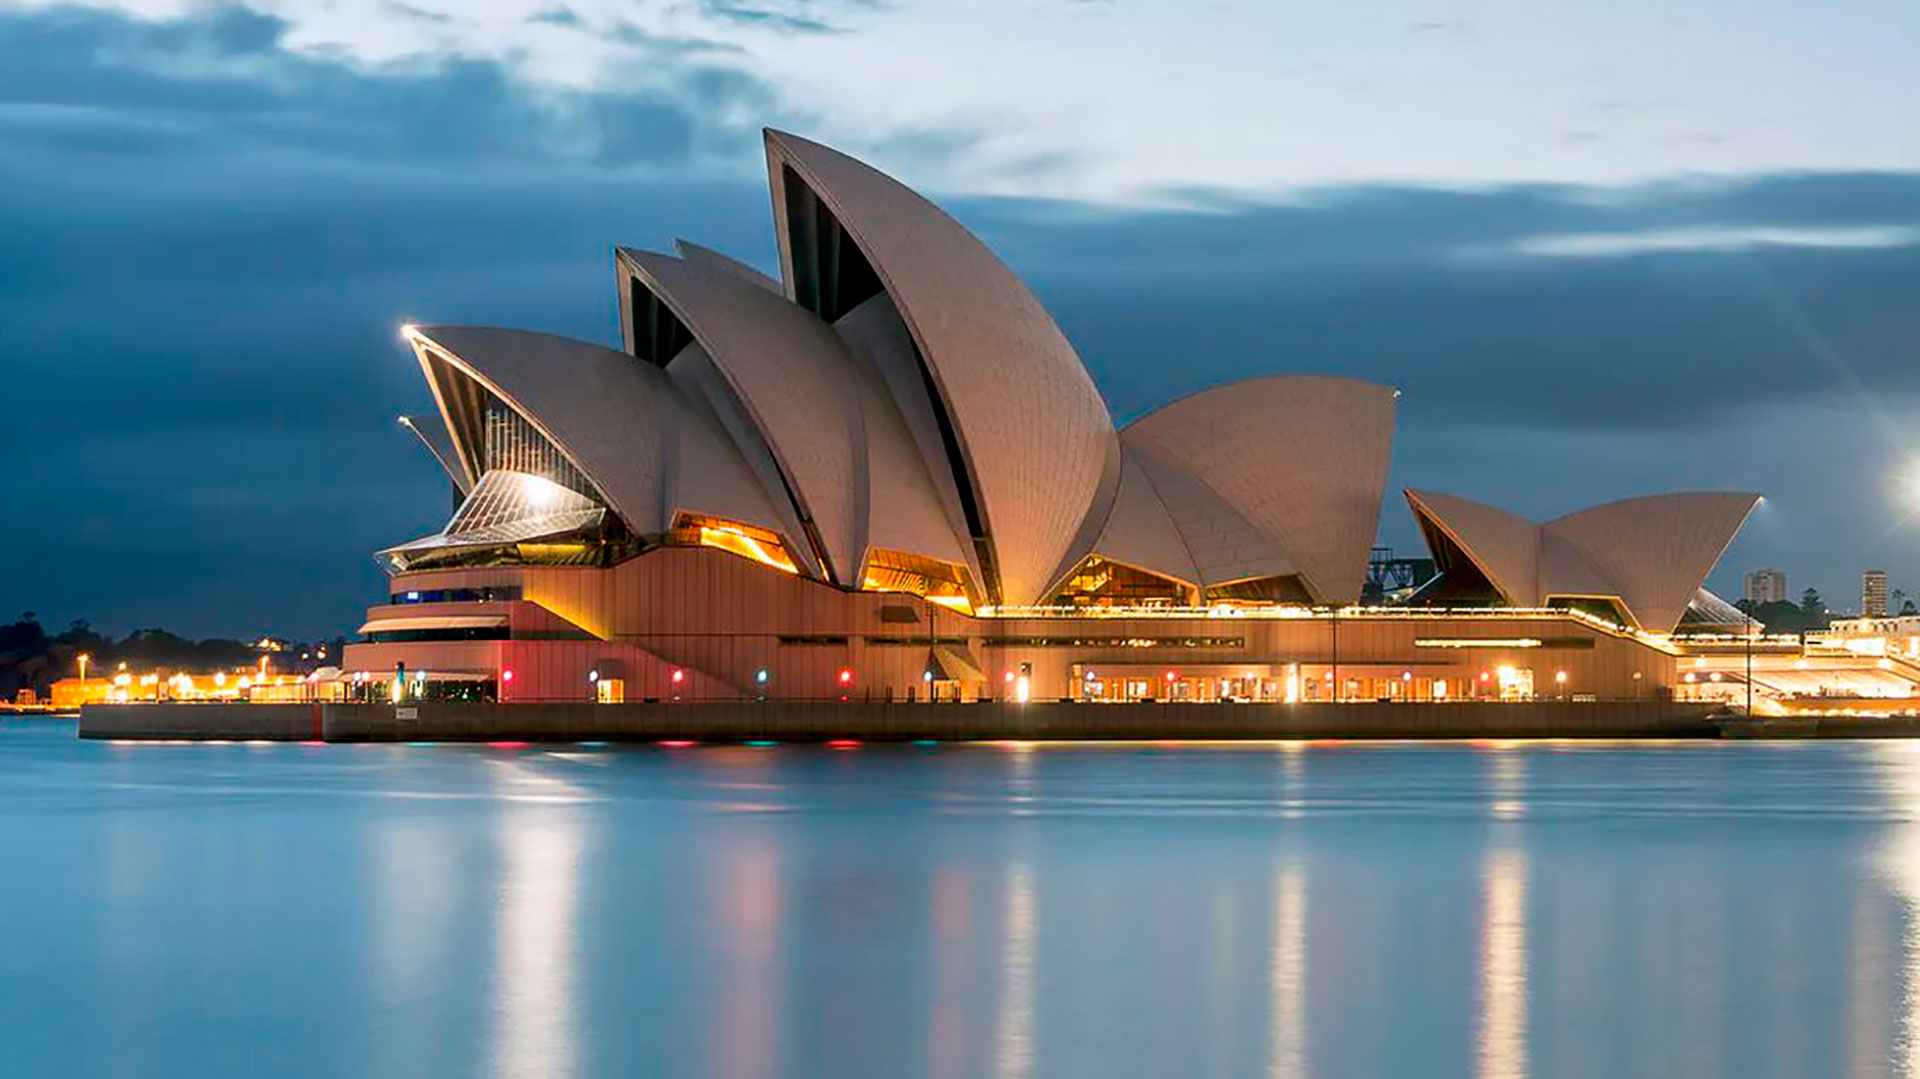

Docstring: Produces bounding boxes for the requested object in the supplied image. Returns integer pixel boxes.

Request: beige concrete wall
[351,547,1680,705]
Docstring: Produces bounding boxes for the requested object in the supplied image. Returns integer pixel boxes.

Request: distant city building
[1745,569,1788,606]
[1864,570,1889,618]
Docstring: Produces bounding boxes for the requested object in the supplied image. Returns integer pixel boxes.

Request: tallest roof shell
[763,129,1118,606]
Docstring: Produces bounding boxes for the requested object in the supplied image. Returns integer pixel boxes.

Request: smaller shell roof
[1404,489,1542,605]
[1124,375,1397,604]
[406,326,785,541]
[1545,491,1760,633]
[1406,487,1760,632]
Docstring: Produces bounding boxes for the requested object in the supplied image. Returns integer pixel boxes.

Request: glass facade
[1050,556,1195,608]
[482,399,595,497]
[861,548,976,612]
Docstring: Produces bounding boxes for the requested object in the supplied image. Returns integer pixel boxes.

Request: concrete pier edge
[74,699,1755,743]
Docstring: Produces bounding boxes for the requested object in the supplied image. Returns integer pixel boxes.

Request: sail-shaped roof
[764,128,1118,605]
[1123,376,1397,604]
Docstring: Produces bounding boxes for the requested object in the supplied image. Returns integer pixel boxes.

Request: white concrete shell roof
[405,326,785,541]
[619,248,866,585]
[831,293,979,582]
[672,239,780,293]
[1122,376,1398,604]
[1406,488,1760,631]
[1087,451,1203,588]
[1545,492,1761,633]
[1403,489,1543,605]
[765,128,1118,605]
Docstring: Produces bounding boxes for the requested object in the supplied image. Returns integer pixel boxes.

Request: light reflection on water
[12,723,1920,1076]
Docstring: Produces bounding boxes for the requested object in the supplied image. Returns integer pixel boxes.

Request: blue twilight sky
[2,0,1918,638]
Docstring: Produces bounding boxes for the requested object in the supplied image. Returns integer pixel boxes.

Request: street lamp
[1746,616,1755,717]
[77,652,90,686]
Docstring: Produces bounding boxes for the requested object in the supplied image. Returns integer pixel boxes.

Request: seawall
[79,699,1726,743]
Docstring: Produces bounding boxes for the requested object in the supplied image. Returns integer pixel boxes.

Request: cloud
[1474,223,1920,260]
[0,3,777,172]
[699,0,842,34]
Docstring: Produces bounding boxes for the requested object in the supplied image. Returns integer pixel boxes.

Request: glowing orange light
[838,667,853,685]
[1164,669,1177,682]
[698,526,798,574]
[671,669,685,684]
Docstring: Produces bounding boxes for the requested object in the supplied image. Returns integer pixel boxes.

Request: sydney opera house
[343,129,1758,707]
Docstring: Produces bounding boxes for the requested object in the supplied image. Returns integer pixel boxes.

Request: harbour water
[6,720,1920,1077]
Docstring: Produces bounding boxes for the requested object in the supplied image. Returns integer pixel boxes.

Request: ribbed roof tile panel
[1544,491,1760,633]
[1094,451,1202,586]
[765,129,1117,605]
[1123,375,1396,604]
[1129,449,1294,587]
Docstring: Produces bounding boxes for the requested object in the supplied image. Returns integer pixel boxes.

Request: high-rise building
[1744,569,1788,606]
[1864,570,1889,617]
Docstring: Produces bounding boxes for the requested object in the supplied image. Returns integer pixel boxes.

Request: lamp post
[1746,618,1755,717]
[1329,606,1340,703]
[77,652,90,688]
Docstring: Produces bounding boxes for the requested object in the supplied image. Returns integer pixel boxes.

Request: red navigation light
[1164,669,1177,682]
[1004,670,1016,684]
[838,666,854,685]
[489,741,528,749]
[827,739,862,750]
[1478,670,1491,683]
[671,669,685,684]
[658,739,696,749]
[501,669,514,683]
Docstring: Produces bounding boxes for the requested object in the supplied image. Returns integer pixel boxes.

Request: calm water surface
[6,721,1920,1077]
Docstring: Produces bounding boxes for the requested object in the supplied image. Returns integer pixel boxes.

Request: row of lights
[498,663,1581,698]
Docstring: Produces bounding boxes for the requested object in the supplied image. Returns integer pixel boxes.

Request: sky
[2,0,1918,639]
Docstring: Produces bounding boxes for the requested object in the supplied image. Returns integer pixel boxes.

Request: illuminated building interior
[672,513,800,575]
[1048,556,1194,609]
[863,548,977,613]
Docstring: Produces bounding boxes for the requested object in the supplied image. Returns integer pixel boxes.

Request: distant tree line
[0,614,345,698]
[1735,589,1837,636]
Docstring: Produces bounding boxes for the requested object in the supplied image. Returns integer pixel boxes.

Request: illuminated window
[862,548,976,614]
[1545,595,1633,627]
[1049,555,1195,608]
[1203,575,1313,607]
[671,513,800,574]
